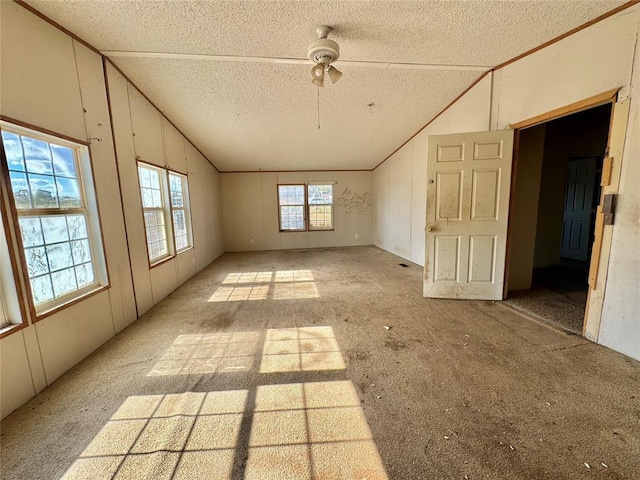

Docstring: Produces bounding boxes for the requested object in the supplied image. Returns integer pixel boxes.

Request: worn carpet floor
[1,246,639,479]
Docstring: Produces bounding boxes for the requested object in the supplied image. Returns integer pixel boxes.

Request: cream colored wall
[106,64,224,315]
[221,172,372,251]
[0,3,224,418]
[0,2,136,418]
[373,74,492,265]
[599,24,640,358]
[373,5,640,359]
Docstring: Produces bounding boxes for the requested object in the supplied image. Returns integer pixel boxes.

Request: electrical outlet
[354,233,359,240]
[249,238,254,244]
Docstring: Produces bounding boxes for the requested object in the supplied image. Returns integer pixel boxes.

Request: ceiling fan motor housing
[308,38,340,65]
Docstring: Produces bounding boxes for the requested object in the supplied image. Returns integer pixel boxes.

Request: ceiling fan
[307,25,342,87]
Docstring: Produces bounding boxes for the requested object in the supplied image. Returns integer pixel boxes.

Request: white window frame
[138,162,193,266]
[168,172,192,253]
[278,184,306,232]
[1,121,109,319]
[277,183,334,232]
[138,162,172,265]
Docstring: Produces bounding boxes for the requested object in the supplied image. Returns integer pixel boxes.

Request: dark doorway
[506,103,612,334]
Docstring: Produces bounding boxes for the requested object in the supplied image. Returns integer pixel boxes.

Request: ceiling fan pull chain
[317,85,321,129]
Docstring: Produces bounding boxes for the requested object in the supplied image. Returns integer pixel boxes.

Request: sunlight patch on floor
[245,381,388,480]
[260,327,346,373]
[209,270,319,302]
[147,332,260,377]
[61,390,247,480]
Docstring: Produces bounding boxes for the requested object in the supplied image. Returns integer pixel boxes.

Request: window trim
[277,183,335,233]
[137,160,194,269]
[0,177,29,338]
[0,118,110,324]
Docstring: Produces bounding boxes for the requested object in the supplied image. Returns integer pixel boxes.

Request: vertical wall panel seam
[103,60,140,319]
[19,331,38,398]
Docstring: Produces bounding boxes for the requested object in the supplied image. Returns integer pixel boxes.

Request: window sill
[0,322,27,340]
[34,284,111,322]
[149,255,175,269]
[176,246,193,255]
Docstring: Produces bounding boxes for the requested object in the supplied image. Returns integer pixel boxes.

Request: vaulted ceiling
[26,1,627,171]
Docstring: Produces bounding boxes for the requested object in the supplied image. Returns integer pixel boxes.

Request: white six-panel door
[424,130,514,300]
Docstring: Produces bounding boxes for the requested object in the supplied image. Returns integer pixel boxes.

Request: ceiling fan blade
[102,50,491,72]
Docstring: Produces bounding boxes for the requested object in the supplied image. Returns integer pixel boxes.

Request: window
[138,164,170,262]
[138,163,192,264]
[308,184,333,230]
[169,172,192,252]
[278,183,334,232]
[1,122,108,316]
[278,185,305,231]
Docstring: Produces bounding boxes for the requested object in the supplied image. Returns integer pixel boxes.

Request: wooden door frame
[503,88,627,341]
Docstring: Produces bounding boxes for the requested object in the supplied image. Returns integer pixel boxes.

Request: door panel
[424,130,514,300]
[561,156,598,261]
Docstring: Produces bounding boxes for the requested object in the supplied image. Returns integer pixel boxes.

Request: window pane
[149,169,161,189]
[29,173,59,208]
[67,215,88,240]
[173,210,186,236]
[46,243,74,272]
[139,167,151,188]
[2,131,25,171]
[18,213,98,306]
[308,184,333,205]
[71,239,92,264]
[51,268,77,297]
[22,137,53,174]
[309,205,333,229]
[143,207,168,261]
[41,216,70,244]
[141,187,154,208]
[280,205,304,230]
[9,172,31,209]
[151,189,162,208]
[25,247,48,277]
[19,217,44,247]
[169,174,184,208]
[50,144,76,178]
[176,235,188,251]
[76,263,94,287]
[278,185,304,206]
[170,174,184,208]
[57,177,82,208]
[30,275,54,304]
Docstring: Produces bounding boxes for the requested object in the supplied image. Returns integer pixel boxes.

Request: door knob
[427,226,434,232]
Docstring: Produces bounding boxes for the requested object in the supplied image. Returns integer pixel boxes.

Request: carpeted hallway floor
[1,246,639,479]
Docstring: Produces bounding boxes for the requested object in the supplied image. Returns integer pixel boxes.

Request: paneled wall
[221,171,372,252]
[106,65,224,315]
[0,3,223,418]
[372,5,640,360]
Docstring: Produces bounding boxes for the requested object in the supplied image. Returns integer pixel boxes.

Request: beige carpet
[2,246,639,479]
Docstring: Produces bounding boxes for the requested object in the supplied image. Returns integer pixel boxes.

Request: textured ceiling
[25,0,627,171]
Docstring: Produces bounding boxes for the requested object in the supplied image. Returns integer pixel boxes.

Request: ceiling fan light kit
[308,25,342,86]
